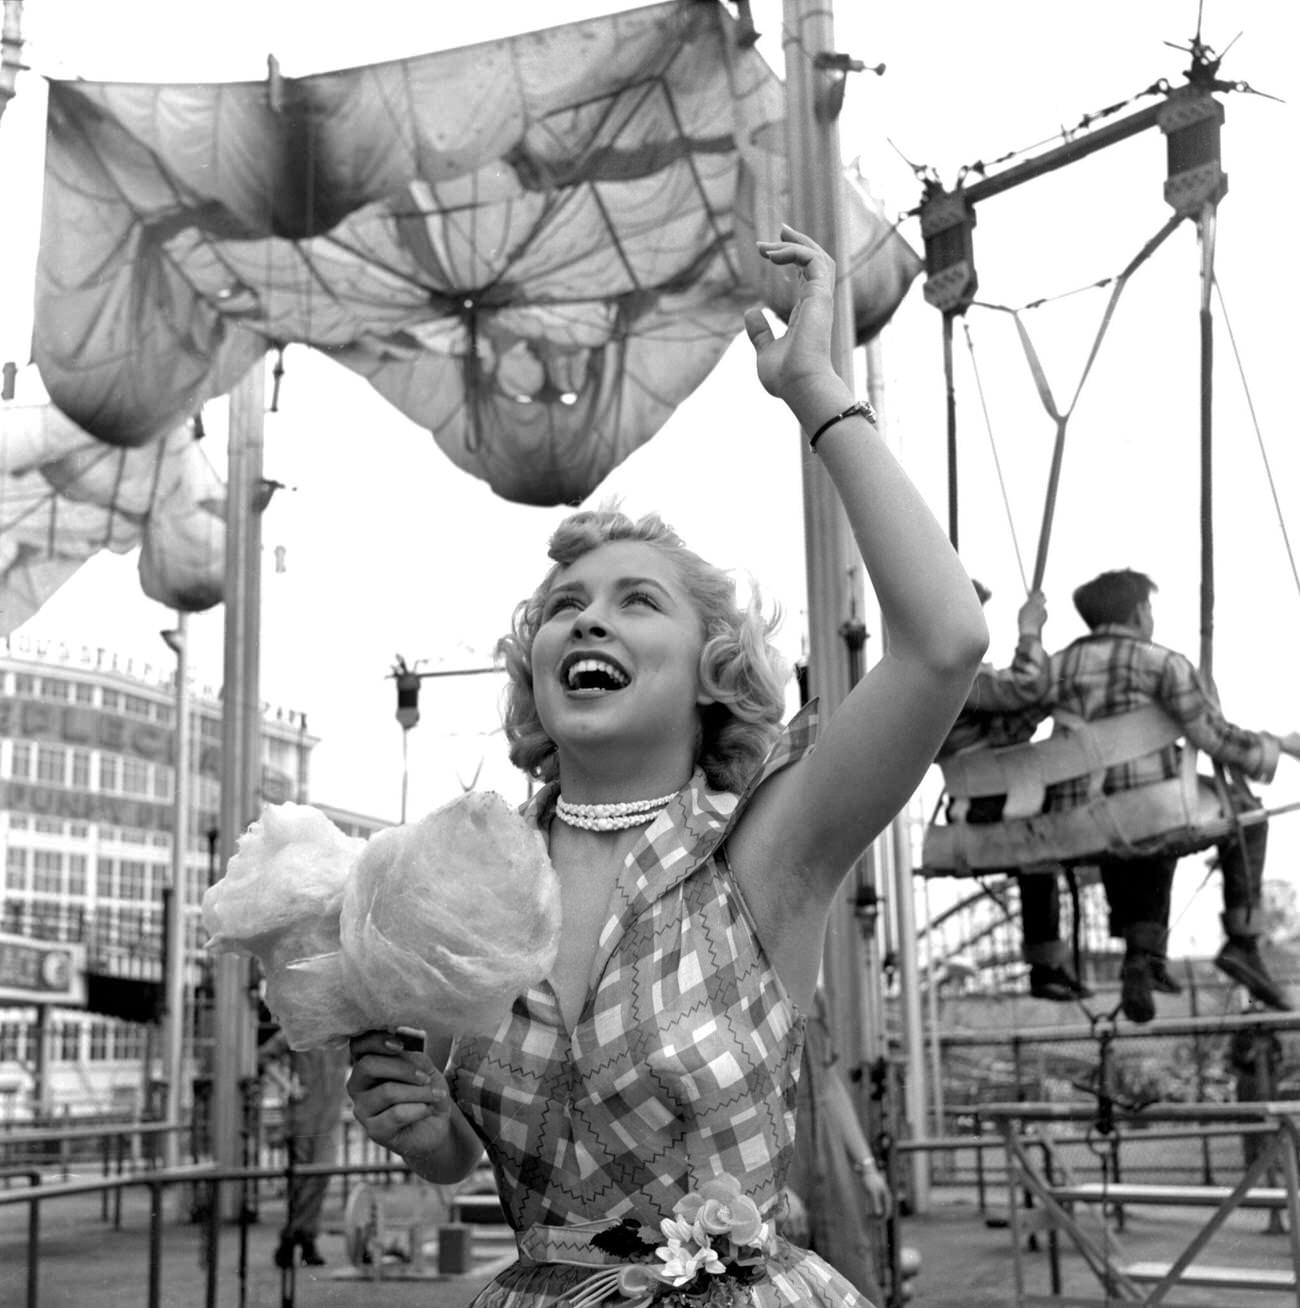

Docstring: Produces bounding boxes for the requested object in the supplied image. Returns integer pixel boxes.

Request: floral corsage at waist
[566,1174,775,1308]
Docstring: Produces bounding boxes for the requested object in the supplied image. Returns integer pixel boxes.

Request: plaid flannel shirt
[1043,624,1280,811]
[939,632,1050,758]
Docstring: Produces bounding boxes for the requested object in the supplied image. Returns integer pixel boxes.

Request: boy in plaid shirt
[1044,569,1300,1023]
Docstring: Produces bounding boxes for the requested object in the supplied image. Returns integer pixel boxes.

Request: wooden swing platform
[921,705,1298,877]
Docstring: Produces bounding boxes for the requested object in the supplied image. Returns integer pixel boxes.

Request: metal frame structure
[984,1098,1300,1306]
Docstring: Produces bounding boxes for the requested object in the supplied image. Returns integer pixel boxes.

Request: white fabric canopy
[33,0,919,511]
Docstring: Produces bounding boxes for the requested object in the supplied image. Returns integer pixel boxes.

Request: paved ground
[2,1175,1297,1307]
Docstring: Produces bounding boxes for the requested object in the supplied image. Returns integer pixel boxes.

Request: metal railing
[1,1154,417,1308]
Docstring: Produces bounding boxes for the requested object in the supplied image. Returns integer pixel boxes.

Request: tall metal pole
[1197,199,1217,684]
[213,361,266,1215]
[858,337,889,1070]
[891,802,931,1211]
[942,314,958,547]
[781,0,870,1085]
[161,612,190,1172]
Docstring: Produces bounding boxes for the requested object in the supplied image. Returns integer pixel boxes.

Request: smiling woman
[503,530,785,800]
[343,226,988,1308]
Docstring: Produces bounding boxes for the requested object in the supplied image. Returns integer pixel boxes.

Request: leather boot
[1216,912,1291,1011]
[298,1236,326,1266]
[1149,957,1183,995]
[1120,922,1164,1024]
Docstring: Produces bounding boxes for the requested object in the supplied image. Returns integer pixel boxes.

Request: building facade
[0,636,384,1123]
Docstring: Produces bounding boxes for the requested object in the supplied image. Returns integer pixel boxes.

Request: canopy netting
[28,0,919,539]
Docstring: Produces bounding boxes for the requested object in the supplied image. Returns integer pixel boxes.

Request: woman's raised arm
[739,225,988,887]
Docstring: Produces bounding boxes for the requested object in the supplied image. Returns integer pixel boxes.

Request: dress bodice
[447,705,819,1234]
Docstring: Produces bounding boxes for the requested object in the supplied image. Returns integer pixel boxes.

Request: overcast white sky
[2,0,1298,954]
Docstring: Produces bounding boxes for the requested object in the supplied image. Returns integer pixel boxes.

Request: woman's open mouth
[561,653,631,697]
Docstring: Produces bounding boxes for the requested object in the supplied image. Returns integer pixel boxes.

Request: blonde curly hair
[498,508,790,794]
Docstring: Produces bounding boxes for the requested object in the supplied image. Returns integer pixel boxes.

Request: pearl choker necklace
[555,792,676,832]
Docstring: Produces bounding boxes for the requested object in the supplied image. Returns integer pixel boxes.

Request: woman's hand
[347,1029,452,1161]
[743,224,840,412]
[856,1162,892,1218]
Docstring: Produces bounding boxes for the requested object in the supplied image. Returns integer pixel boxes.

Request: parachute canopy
[0,404,224,633]
[33,0,920,509]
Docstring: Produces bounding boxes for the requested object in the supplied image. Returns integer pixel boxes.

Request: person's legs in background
[1019,871,1091,1000]
[1214,816,1290,1011]
[1148,866,1182,995]
[275,1126,333,1268]
[1099,855,1176,1024]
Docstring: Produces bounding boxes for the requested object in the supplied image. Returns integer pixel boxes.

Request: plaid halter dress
[448,704,877,1308]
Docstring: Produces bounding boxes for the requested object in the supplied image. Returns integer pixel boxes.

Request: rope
[974,211,1186,591]
[960,320,1028,592]
[1213,275,1300,606]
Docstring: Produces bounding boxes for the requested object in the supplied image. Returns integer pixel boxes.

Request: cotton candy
[340,791,560,1038]
[201,802,363,955]
[201,792,561,1049]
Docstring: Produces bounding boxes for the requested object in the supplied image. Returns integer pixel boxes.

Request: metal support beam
[962,103,1164,207]
[781,0,875,1114]
[212,362,266,1217]
[161,612,190,1173]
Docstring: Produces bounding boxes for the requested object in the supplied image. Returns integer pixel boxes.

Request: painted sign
[0,931,86,1006]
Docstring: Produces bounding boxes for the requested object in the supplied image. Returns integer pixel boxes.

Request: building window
[153,702,174,726]
[0,1022,24,1062]
[96,857,115,899]
[34,819,64,836]
[121,759,150,797]
[123,694,150,719]
[36,746,65,786]
[67,854,87,898]
[13,673,34,695]
[115,1024,146,1061]
[69,822,88,840]
[71,750,91,789]
[0,898,22,933]
[56,1023,80,1061]
[118,906,144,943]
[42,678,71,703]
[32,851,63,896]
[9,815,27,831]
[89,1022,108,1060]
[36,745,66,786]
[101,689,120,710]
[153,766,173,801]
[61,902,85,941]
[9,743,31,779]
[5,848,29,893]
[99,756,119,792]
[29,901,61,939]
[118,860,147,901]
[196,777,219,813]
[93,904,118,947]
[73,682,95,705]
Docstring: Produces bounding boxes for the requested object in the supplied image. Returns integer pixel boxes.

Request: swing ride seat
[920,704,1249,876]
